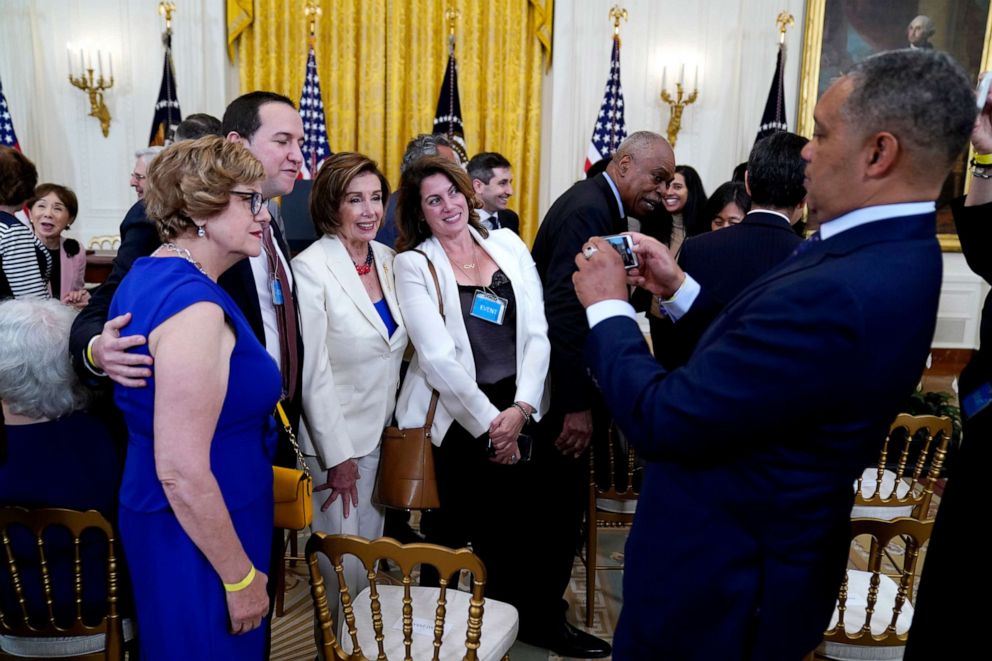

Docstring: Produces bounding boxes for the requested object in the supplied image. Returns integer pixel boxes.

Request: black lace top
[457,269,517,385]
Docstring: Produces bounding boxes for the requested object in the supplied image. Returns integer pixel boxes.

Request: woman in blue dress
[109,136,280,659]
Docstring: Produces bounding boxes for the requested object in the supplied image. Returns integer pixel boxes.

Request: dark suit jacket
[587,212,942,660]
[493,209,519,234]
[906,199,989,658]
[651,210,802,369]
[68,201,304,445]
[532,174,626,413]
[374,194,400,248]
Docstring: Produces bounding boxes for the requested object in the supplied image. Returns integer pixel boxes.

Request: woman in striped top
[0,147,51,300]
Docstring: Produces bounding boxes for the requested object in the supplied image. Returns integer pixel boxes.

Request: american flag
[585,37,627,171]
[0,74,21,152]
[149,32,182,146]
[432,39,467,163]
[298,45,330,179]
[755,43,788,143]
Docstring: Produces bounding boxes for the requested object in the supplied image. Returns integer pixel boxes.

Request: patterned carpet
[270,528,630,661]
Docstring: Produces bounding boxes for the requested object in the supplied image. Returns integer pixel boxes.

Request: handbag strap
[410,248,442,429]
[275,402,311,479]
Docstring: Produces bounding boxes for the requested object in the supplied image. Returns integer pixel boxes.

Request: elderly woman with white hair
[0,298,123,627]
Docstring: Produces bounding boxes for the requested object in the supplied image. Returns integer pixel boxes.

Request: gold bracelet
[223,564,256,592]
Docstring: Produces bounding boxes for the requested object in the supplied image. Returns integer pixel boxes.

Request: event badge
[470,290,507,325]
[271,278,285,305]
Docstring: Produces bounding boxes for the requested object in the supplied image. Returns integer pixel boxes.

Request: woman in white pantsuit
[292,153,407,620]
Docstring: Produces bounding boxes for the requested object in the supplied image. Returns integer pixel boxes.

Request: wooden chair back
[820,517,933,656]
[306,533,492,661]
[0,507,125,660]
[854,414,952,519]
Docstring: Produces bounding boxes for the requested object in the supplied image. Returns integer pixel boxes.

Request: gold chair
[305,533,518,661]
[852,414,952,520]
[816,517,933,660]
[0,507,135,660]
[86,236,120,252]
[584,423,641,627]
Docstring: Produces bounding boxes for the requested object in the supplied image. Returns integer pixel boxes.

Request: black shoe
[521,620,612,658]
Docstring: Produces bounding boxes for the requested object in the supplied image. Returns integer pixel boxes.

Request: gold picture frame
[797,0,992,251]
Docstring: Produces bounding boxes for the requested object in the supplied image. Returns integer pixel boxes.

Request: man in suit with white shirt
[467,152,519,234]
[572,49,975,659]
[652,131,807,369]
[529,131,673,659]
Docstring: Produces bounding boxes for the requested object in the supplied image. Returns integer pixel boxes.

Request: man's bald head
[606,131,676,218]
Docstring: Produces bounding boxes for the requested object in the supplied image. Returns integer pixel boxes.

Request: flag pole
[298,0,330,179]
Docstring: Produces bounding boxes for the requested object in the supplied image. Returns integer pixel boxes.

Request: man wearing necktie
[526,130,673,658]
[467,151,519,234]
[572,49,976,659]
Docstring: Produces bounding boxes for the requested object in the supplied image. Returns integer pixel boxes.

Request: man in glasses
[129,147,162,201]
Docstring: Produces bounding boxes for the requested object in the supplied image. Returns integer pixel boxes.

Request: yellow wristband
[223,564,256,592]
[84,336,107,377]
[974,153,992,165]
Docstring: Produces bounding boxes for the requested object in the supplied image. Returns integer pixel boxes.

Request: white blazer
[394,227,550,443]
[292,235,408,470]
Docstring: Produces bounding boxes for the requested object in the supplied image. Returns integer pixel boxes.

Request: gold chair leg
[586,509,597,628]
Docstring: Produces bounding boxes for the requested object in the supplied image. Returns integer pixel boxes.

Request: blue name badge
[470,290,507,325]
[271,278,285,306]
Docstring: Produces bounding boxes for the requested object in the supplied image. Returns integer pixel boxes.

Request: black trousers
[420,377,576,635]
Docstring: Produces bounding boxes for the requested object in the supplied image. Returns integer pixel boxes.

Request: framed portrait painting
[797,0,992,249]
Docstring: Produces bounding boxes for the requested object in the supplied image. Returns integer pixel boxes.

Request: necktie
[261,227,299,401]
[490,212,501,230]
[791,230,822,258]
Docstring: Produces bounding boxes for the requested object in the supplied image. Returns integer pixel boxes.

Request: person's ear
[864,132,900,177]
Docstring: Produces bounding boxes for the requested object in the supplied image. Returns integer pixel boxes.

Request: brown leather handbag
[373,250,443,510]
[273,402,313,530]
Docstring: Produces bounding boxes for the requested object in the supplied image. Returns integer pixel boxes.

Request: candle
[79,48,84,72]
[86,51,91,71]
[662,66,667,90]
[109,53,113,79]
[98,50,103,78]
[679,64,685,86]
[66,45,71,75]
[693,65,698,90]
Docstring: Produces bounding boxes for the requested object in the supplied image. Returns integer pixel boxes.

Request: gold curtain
[231,0,552,244]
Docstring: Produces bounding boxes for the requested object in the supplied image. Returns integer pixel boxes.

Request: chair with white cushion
[305,533,518,661]
[0,507,135,660]
[816,517,933,661]
[852,414,952,520]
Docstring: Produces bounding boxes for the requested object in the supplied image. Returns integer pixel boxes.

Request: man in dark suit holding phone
[572,50,975,659]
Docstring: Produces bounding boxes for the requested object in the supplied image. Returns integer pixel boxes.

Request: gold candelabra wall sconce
[660,65,699,148]
[67,46,114,137]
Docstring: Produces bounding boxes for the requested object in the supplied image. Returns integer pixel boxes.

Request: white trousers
[305,446,384,641]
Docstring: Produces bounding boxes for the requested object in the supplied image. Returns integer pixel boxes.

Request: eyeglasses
[130,172,146,181]
[231,190,265,215]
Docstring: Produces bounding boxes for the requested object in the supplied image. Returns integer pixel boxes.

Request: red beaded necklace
[354,244,374,275]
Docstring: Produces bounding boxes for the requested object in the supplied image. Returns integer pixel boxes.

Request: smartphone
[977,72,992,110]
[487,434,533,462]
[602,234,639,270]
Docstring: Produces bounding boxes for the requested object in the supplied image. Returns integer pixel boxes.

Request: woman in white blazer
[26,184,89,308]
[292,153,407,613]
[392,156,552,636]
